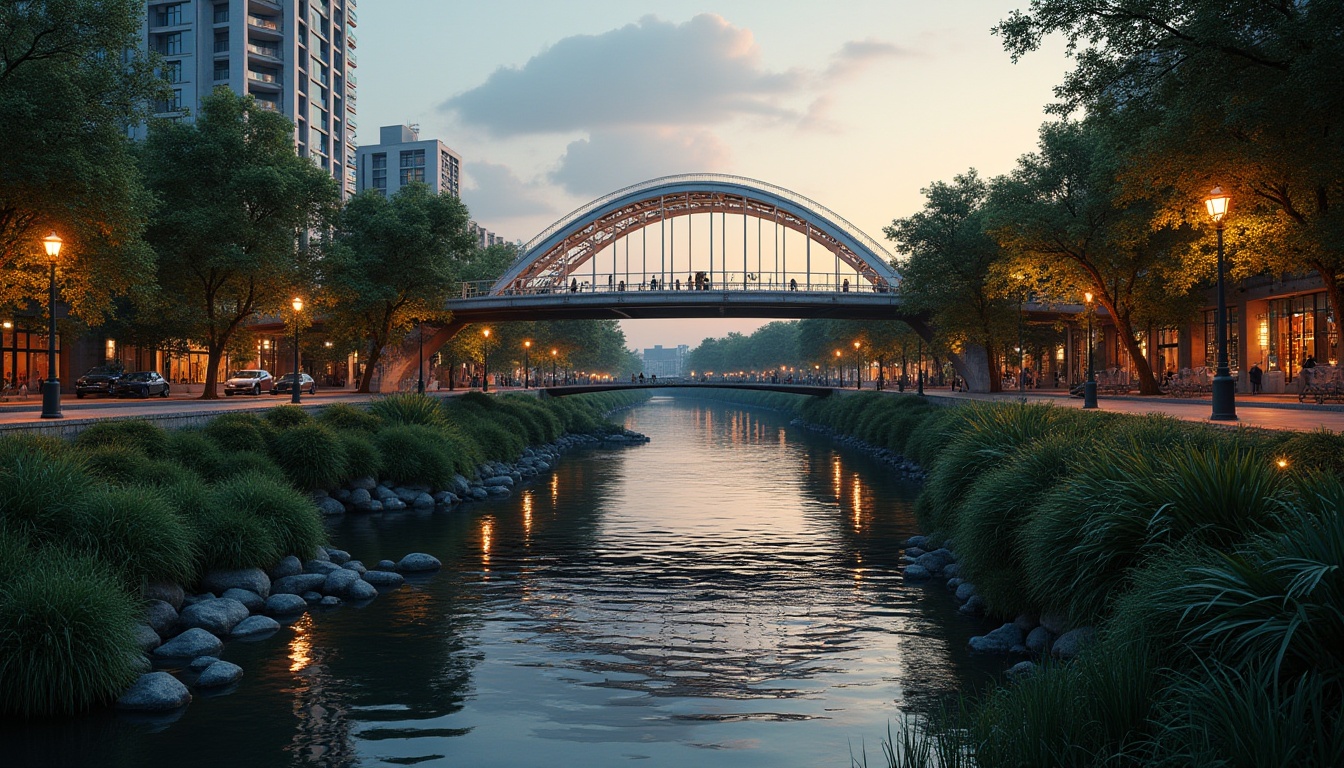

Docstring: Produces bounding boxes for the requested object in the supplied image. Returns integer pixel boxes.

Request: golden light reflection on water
[550,472,559,506]
[289,613,314,672]
[852,475,863,531]
[522,491,534,539]
[832,455,843,501]
[480,515,495,572]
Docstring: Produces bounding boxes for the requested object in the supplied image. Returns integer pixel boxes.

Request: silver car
[224,369,274,396]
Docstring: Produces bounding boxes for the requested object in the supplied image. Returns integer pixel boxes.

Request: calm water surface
[13,397,998,768]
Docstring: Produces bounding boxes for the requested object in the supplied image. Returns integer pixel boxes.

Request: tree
[140,89,341,398]
[988,120,1201,395]
[323,183,475,392]
[0,0,164,322]
[996,0,1344,352]
[885,171,1015,391]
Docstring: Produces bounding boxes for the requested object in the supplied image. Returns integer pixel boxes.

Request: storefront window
[1267,293,1336,380]
[1204,307,1239,373]
[1,320,61,390]
[1156,328,1180,379]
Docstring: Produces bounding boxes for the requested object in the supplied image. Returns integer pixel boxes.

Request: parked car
[75,365,125,398]
[270,372,317,396]
[224,370,274,396]
[110,371,170,398]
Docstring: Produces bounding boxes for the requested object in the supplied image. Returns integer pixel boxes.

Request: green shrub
[203,412,273,453]
[264,405,312,430]
[318,402,383,433]
[78,445,201,489]
[451,409,525,460]
[158,477,212,521]
[0,549,141,716]
[0,433,70,460]
[375,425,455,487]
[901,406,967,469]
[1278,429,1344,477]
[370,393,446,428]
[164,429,227,481]
[190,505,283,570]
[215,450,287,483]
[211,472,325,559]
[269,423,348,490]
[504,396,564,442]
[66,485,198,587]
[0,447,91,540]
[72,419,168,458]
[335,430,383,483]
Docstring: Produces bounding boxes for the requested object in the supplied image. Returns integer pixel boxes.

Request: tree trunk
[200,344,224,399]
[356,340,383,393]
[1108,307,1160,395]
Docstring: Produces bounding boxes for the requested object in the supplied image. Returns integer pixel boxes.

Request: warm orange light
[291,297,303,313]
[1276,458,1289,469]
[834,350,841,358]
[2,321,11,330]
[483,328,491,338]
[1084,291,1094,304]
[551,348,557,356]
[41,232,62,258]
[1205,185,1231,224]
[524,340,532,349]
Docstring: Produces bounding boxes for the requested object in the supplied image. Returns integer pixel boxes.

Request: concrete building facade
[140,0,359,198]
[355,125,461,198]
[642,345,689,378]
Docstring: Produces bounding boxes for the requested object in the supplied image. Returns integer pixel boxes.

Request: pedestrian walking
[1248,362,1263,394]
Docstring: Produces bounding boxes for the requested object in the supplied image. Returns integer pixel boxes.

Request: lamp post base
[1082,380,1098,410]
[40,380,62,419]
[1210,375,1238,421]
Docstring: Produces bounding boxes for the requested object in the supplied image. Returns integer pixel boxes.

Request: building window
[1266,292,1338,379]
[163,32,183,55]
[158,3,185,26]
[1204,307,1240,373]
[214,61,230,81]
[155,89,184,113]
[371,153,387,192]
[164,60,183,83]
[399,149,425,185]
[214,32,229,53]
[214,4,229,23]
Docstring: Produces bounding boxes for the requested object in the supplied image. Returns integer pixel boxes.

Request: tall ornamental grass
[212,472,326,560]
[202,411,274,453]
[72,419,168,457]
[66,485,199,588]
[269,423,349,489]
[370,392,447,428]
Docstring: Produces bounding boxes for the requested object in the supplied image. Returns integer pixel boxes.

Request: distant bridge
[538,382,838,398]
[380,174,925,391]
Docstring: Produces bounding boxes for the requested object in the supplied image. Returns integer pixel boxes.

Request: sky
[353,1,1073,351]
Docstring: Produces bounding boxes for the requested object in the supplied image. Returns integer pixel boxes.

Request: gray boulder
[144,600,178,636]
[200,568,270,599]
[319,596,342,607]
[959,595,987,616]
[942,563,961,578]
[342,560,367,575]
[376,560,397,571]
[1013,613,1038,634]
[143,582,184,610]
[346,579,378,601]
[350,476,377,490]
[412,492,435,509]
[264,593,308,616]
[486,486,511,497]
[117,672,191,711]
[905,547,926,558]
[302,591,323,603]
[362,570,404,588]
[179,598,249,636]
[914,548,956,575]
[954,582,977,603]
[317,497,346,516]
[451,474,471,495]
[130,654,153,675]
[181,593,216,608]
[153,628,223,659]
[230,615,281,638]
[968,623,1024,655]
[946,577,964,590]
[1051,627,1097,660]
[195,661,243,688]
[269,556,303,579]
[1006,661,1038,680]
[1025,626,1053,654]
[133,623,161,652]
[322,568,361,597]
[484,475,514,488]
[396,553,442,573]
[324,548,351,565]
[467,487,489,501]
[903,564,931,580]
[222,588,264,613]
[904,535,930,549]
[393,486,420,503]
[305,560,342,576]
[272,573,328,595]
[383,498,407,510]
[356,499,384,513]
[348,488,372,507]
[1039,612,1069,635]
[188,656,219,672]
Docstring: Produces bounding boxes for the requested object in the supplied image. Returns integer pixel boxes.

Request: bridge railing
[457,271,898,299]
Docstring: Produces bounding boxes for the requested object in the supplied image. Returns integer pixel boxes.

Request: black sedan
[110,371,171,398]
[75,365,124,398]
[270,372,317,396]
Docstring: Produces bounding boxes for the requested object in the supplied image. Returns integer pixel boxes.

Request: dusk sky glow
[355,1,1073,350]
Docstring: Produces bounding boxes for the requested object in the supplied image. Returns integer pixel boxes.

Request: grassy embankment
[0,390,645,718]
[678,389,1344,767]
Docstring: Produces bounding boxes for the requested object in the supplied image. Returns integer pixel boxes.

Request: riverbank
[671,389,1344,767]
[0,390,649,719]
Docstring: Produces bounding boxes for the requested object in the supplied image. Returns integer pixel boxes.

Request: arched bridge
[381,174,921,391]
[538,382,837,398]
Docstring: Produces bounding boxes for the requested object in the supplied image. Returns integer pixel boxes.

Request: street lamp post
[551,348,558,385]
[853,340,862,390]
[417,319,425,394]
[916,337,924,396]
[1206,186,1237,421]
[482,328,491,392]
[523,340,532,389]
[834,350,843,387]
[1016,273,1026,400]
[1,320,11,390]
[40,232,63,419]
[1083,291,1098,409]
[290,297,304,404]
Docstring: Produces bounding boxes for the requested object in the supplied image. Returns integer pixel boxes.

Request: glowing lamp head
[1276,458,1289,470]
[2,321,11,330]
[1204,186,1231,224]
[524,340,532,349]
[835,350,841,358]
[42,232,63,258]
[1084,291,1094,304]
[291,297,303,313]
[551,348,557,357]
[853,341,861,350]
[324,340,333,348]
[482,328,491,338]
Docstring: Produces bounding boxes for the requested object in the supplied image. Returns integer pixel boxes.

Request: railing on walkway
[456,270,897,299]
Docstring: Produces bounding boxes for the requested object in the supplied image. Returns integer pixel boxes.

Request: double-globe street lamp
[1205,186,1237,421]
[290,297,304,404]
[1083,291,1098,410]
[481,328,491,392]
[40,232,64,419]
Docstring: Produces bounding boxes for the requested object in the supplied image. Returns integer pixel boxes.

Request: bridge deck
[446,289,907,322]
[539,382,836,397]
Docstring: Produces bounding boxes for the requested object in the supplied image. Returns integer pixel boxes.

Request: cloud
[549,128,731,198]
[442,14,803,136]
[461,161,557,222]
[822,39,910,81]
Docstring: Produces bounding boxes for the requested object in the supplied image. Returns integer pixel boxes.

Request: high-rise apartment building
[140,0,358,198]
[355,125,462,198]
[642,345,690,378]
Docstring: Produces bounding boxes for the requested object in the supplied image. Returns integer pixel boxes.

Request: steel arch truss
[489,175,900,295]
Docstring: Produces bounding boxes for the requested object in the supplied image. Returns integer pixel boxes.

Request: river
[11,396,997,768]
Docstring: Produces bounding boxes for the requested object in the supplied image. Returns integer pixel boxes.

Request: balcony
[347,50,356,67]
[214,39,230,53]
[255,99,280,112]
[347,31,356,48]
[214,68,230,81]
[247,15,280,31]
[247,69,281,87]
[347,8,357,26]
[246,42,282,60]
